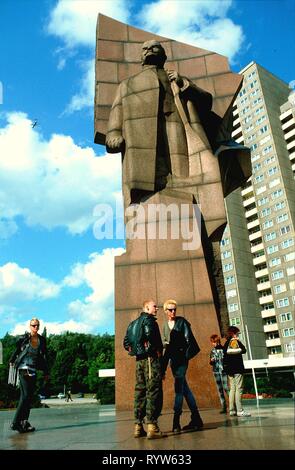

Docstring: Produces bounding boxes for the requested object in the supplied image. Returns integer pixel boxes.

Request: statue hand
[106,135,124,151]
[166,70,183,88]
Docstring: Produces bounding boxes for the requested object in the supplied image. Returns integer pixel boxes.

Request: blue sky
[0,0,294,337]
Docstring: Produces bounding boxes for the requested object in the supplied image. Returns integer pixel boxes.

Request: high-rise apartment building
[220,62,295,363]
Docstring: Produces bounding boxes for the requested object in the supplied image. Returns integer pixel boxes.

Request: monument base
[115,190,223,411]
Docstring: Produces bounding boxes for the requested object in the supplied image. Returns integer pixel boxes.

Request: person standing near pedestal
[162,299,203,433]
[209,334,229,413]
[123,300,165,439]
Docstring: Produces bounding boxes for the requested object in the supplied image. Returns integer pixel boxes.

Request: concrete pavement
[0,399,294,452]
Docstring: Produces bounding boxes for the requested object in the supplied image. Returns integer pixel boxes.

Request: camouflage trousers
[134,356,163,424]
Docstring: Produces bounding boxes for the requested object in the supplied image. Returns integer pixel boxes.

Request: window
[247,133,257,143]
[253,97,263,106]
[269,346,282,355]
[262,220,273,229]
[239,88,246,97]
[248,71,256,79]
[277,213,288,223]
[267,244,279,254]
[271,270,284,280]
[241,106,250,115]
[221,237,230,246]
[287,266,295,276]
[284,252,295,262]
[244,115,253,124]
[256,115,266,125]
[227,289,237,299]
[249,80,257,88]
[262,145,272,155]
[282,327,294,337]
[256,185,266,195]
[228,303,238,312]
[253,162,262,172]
[257,196,269,206]
[245,123,254,133]
[274,284,286,294]
[276,298,290,308]
[285,343,295,353]
[271,189,283,199]
[225,275,235,285]
[250,143,258,151]
[269,257,281,267]
[281,238,294,249]
[280,225,291,235]
[265,232,276,242]
[274,200,286,211]
[251,153,260,162]
[260,125,268,134]
[255,174,264,183]
[230,317,240,326]
[268,166,278,176]
[269,178,280,188]
[260,135,271,146]
[279,312,292,322]
[261,208,271,217]
[222,250,232,259]
[240,96,248,105]
[223,263,233,272]
[264,155,276,166]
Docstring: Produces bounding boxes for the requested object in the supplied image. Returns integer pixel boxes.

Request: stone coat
[106,65,216,208]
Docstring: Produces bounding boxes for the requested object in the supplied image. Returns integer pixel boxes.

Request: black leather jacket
[9,333,49,374]
[162,316,200,369]
[124,312,163,360]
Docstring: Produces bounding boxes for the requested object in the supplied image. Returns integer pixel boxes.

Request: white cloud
[0,112,122,235]
[0,219,18,239]
[47,0,130,48]
[65,247,125,332]
[11,319,91,336]
[138,0,244,62]
[0,263,60,303]
[66,59,95,113]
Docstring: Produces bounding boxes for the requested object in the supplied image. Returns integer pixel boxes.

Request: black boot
[172,413,181,433]
[182,408,203,431]
[220,403,227,414]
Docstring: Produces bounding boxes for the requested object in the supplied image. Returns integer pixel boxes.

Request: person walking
[9,318,49,433]
[162,299,203,433]
[123,300,165,439]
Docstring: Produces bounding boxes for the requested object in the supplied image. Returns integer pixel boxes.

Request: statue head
[141,40,167,67]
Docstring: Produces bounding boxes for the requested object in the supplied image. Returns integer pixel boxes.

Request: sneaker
[237,410,251,417]
[229,411,237,416]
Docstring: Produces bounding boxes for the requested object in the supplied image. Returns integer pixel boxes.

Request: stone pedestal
[115,190,222,410]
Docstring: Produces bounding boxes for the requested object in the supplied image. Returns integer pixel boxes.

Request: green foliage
[244,371,294,397]
[0,331,114,408]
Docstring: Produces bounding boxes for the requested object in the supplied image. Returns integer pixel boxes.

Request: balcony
[245,207,258,218]
[289,151,295,161]
[255,267,269,278]
[249,230,262,241]
[280,108,293,122]
[266,338,281,347]
[251,242,264,253]
[243,197,255,209]
[236,136,244,144]
[247,219,260,230]
[287,140,295,151]
[253,254,266,266]
[257,281,271,291]
[232,127,243,139]
[285,128,295,142]
[233,117,240,127]
[282,118,295,131]
[259,294,273,304]
[242,186,254,198]
[261,308,276,318]
[264,323,278,333]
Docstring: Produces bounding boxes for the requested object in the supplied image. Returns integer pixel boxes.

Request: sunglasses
[167,308,176,312]
[30,324,39,328]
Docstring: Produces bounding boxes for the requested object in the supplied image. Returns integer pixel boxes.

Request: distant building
[221,62,295,362]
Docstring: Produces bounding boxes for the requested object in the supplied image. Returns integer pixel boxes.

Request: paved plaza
[0,398,294,452]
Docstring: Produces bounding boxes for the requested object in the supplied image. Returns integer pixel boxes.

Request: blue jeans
[171,362,197,415]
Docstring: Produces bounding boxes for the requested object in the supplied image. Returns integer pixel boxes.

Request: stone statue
[105,39,250,211]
